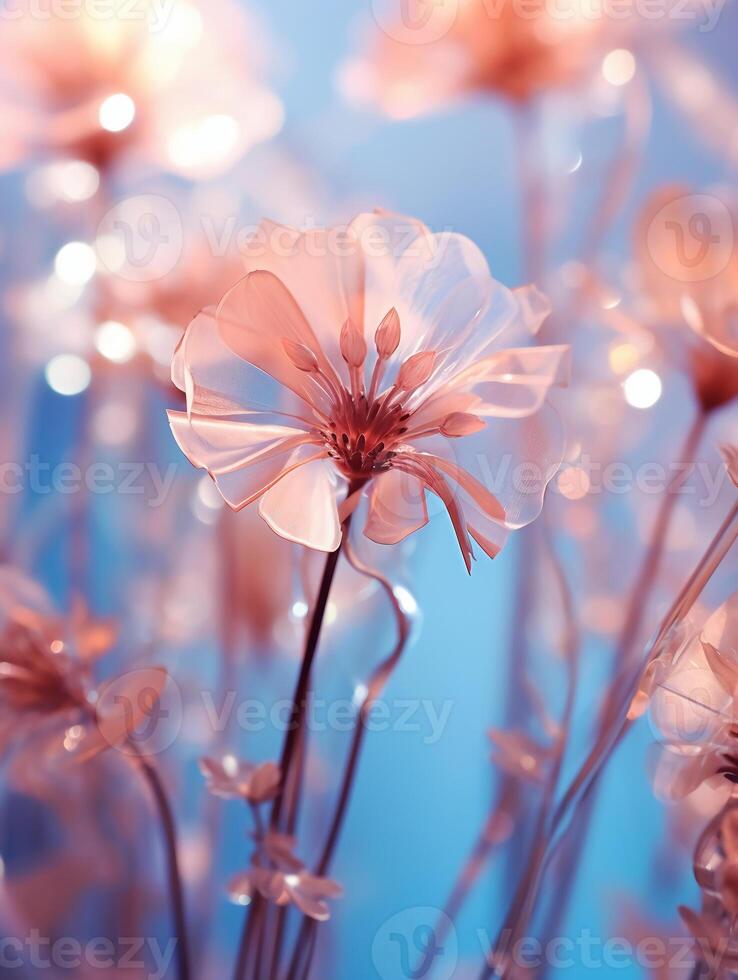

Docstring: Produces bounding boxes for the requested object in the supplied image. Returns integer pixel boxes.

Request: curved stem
[135,754,191,980]
[284,536,412,980]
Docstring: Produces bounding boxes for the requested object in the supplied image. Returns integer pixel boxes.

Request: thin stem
[516,105,546,285]
[478,521,580,979]
[552,413,707,834]
[234,511,355,980]
[135,755,191,980]
[494,494,738,980]
[284,536,411,980]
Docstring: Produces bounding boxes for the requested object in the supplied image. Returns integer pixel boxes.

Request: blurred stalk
[493,478,738,979]
[284,536,412,980]
[133,750,191,980]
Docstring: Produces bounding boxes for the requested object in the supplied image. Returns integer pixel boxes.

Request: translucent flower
[168,212,569,571]
[0,0,283,178]
[200,756,281,803]
[340,0,638,117]
[648,592,738,802]
[634,185,738,412]
[229,833,342,922]
[0,566,168,764]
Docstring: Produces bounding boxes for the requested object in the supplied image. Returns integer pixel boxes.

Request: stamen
[369,308,401,401]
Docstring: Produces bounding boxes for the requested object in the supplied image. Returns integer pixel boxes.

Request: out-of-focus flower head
[340,0,651,117]
[229,832,343,921]
[97,234,246,386]
[168,211,569,572]
[646,592,738,803]
[0,565,168,764]
[0,0,283,178]
[634,185,738,413]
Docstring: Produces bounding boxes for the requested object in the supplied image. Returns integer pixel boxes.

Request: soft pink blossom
[635,185,738,411]
[340,0,633,117]
[229,832,342,922]
[647,592,738,802]
[0,566,168,764]
[200,756,281,803]
[0,0,283,178]
[168,212,569,571]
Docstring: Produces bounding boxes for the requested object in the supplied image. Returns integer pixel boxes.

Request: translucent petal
[258,457,342,551]
[364,469,428,545]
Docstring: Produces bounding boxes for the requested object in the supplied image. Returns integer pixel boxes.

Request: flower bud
[340,318,367,368]
[282,338,319,373]
[440,412,486,437]
[396,350,436,391]
[375,307,401,358]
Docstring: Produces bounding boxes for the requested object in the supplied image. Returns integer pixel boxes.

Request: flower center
[321,395,411,478]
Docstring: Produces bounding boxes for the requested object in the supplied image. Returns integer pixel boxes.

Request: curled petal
[512,285,552,335]
[168,412,318,511]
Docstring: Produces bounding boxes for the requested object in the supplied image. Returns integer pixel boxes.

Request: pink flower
[340,0,630,117]
[229,832,343,922]
[168,212,569,571]
[634,185,738,412]
[0,0,283,177]
[0,566,168,765]
[647,592,738,802]
[200,755,281,803]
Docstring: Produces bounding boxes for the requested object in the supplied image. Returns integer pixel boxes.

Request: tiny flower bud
[282,338,319,373]
[396,350,436,391]
[340,318,367,368]
[375,307,401,358]
[440,412,486,437]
